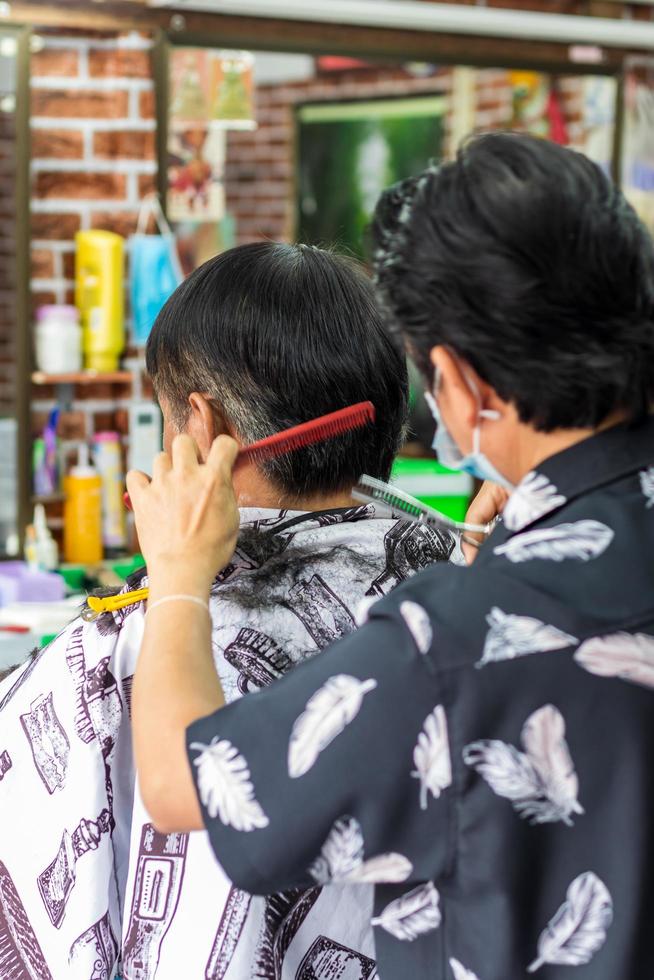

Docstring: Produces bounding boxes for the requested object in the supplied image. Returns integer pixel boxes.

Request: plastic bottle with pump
[64,443,103,565]
[25,503,59,571]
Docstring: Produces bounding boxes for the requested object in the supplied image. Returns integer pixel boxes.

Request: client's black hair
[372,131,654,431]
[147,242,407,496]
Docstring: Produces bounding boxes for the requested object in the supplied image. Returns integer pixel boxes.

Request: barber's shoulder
[363,561,483,668]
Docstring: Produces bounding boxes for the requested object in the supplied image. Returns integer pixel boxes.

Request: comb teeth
[354,474,492,536]
[238,401,375,466]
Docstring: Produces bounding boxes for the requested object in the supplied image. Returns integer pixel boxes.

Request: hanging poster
[167,48,255,221]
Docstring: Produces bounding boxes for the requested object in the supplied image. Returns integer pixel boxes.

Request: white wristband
[146,594,211,617]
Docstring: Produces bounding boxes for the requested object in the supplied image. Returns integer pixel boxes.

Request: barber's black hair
[372,131,654,431]
[146,242,407,496]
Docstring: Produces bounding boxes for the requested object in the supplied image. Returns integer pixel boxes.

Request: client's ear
[186,393,229,461]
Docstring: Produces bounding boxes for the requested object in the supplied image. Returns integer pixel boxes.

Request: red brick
[32,212,81,240]
[57,410,86,440]
[31,49,80,77]
[62,250,75,279]
[93,130,155,160]
[137,173,156,198]
[114,407,129,435]
[139,89,155,119]
[32,89,129,119]
[91,410,119,433]
[35,171,127,200]
[31,129,84,160]
[31,289,57,314]
[91,210,140,238]
[31,248,55,279]
[89,49,152,80]
[31,411,49,437]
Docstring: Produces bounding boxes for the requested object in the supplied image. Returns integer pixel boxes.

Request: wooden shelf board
[32,371,132,386]
[31,494,65,505]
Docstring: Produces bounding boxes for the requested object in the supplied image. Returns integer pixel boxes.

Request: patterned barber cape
[186,417,654,980]
[0,504,456,980]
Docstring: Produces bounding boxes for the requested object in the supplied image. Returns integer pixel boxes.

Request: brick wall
[29,31,156,541]
[29,27,156,461]
[30,31,156,308]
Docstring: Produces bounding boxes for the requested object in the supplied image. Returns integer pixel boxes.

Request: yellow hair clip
[82,587,149,622]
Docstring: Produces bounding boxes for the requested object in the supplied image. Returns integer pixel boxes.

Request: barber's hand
[126,434,240,594]
[463,480,509,565]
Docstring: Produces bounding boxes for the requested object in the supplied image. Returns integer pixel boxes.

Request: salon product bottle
[63,443,103,564]
[34,304,82,374]
[25,504,58,571]
[93,431,126,551]
[75,230,124,372]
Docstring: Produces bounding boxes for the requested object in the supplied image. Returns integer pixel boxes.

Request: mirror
[160,46,621,474]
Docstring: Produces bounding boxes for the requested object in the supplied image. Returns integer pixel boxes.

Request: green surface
[59,566,86,592]
[112,554,145,581]
[391,456,471,521]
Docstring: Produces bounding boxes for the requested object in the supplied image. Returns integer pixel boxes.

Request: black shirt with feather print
[187,415,654,980]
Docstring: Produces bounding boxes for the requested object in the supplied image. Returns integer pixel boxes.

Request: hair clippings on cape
[352,474,496,537]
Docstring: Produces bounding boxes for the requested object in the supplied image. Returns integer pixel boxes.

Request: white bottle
[128,402,162,474]
[92,431,126,550]
[34,305,82,374]
[29,503,59,571]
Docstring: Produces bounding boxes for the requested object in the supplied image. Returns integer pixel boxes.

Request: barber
[127,133,654,979]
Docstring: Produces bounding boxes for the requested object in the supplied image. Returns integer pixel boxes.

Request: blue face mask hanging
[425,371,514,490]
[130,195,183,347]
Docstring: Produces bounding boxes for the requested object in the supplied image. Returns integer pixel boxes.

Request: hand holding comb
[88,402,375,620]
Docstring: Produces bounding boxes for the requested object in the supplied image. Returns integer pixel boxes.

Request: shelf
[32,371,132,386]
[31,493,65,505]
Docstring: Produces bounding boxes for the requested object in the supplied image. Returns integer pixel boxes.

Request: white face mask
[425,370,514,490]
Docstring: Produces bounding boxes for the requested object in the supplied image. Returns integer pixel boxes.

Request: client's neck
[234,466,353,512]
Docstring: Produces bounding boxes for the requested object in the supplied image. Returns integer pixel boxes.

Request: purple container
[0,562,65,605]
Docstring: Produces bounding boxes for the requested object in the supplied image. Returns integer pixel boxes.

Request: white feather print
[308,815,364,884]
[575,631,654,690]
[520,705,584,826]
[189,737,269,832]
[494,520,613,564]
[288,674,377,778]
[399,600,433,654]
[355,596,379,626]
[640,466,654,508]
[503,471,567,532]
[308,815,413,884]
[463,705,583,825]
[527,871,613,972]
[449,959,481,980]
[478,607,577,668]
[342,852,414,884]
[411,705,452,810]
[371,882,441,941]
[463,738,540,800]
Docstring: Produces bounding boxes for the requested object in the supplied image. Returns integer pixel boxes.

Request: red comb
[236,401,375,466]
[123,401,375,511]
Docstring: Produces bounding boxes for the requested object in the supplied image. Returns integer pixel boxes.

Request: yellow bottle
[64,443,103,564]
[75,230,125,372]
